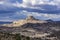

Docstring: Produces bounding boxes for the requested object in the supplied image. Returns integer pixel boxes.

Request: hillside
[0,16,60,40]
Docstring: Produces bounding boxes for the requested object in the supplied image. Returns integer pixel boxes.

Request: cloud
[0,1,4,4]
[13,10,60,21]
[14,10,60,20]
[0,10,60,21]
[22,0,60,5]
[12,0,60,13]
[20,0,60,10]
[0,0,60,21]
[0,0,59,13]
[22,11,60,19]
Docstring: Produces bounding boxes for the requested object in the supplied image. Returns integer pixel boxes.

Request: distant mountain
[0,21,12,24]
[46,19,53,22]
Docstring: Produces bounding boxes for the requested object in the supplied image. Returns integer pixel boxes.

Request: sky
[0,0,60,21]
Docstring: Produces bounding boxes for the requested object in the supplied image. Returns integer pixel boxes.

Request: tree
[15,34,21,40]
[26,36,30,40]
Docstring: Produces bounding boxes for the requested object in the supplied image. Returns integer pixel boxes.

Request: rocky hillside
[0,16,60,40]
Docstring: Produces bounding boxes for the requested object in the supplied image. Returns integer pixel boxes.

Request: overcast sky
[0,0,60,21]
